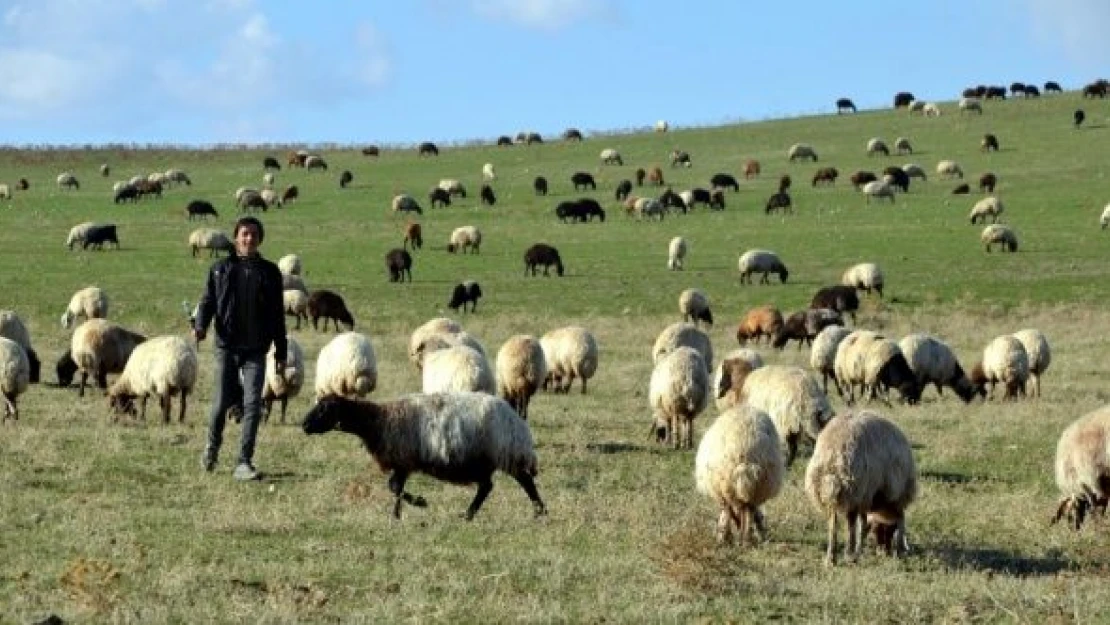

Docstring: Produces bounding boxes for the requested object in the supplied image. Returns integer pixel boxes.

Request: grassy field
[3,92,1110,623]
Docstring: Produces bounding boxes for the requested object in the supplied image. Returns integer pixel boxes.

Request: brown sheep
[287,150,307,167]
[647,166,665,186]
[849,171,877,189]
[281,185,299,204]
[403,222,422,251]
[743,159,761,179]
[812,167,838,186]
[735,305,784,346]
[981,134,1000,152]
[635,168,646,186]
[979,173,997,193]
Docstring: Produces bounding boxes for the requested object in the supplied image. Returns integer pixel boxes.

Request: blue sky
[0,0,1106,146]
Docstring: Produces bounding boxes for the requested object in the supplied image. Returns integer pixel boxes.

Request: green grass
[3,93,1110,623]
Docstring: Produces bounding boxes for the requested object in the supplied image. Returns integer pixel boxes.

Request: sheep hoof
[411,495,427,508]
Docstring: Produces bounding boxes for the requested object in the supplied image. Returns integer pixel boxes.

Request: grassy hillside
[2,93,1110,622]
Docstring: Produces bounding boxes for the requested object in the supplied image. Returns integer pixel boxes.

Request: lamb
[810,326,852,395]
[107,335,197,423]
[540,326,598,394]
[737,249,789,284]
[973,198,1006,224]
[392,194,423,215]
[649,346,709,449]
[981,224,1018,252]
[1051,405,1110,530]
[936,160,964,179]
[314,332,377,399]
[70,319,146,397]
[735,305,784,346]
[712,349,765,410]
[277,253,302,276]
[866,138,889,157]
[805,411,918,565]
[841,263,884,298]
[307,289,355,331]
[385,248,413,282]
[56,172,79,190]
[302,392,546,520]
[447,226,482,254]
[495,335,546,420]
[0,338,30,420]
[437,179,467,198]
[836,98,857,113]
[812,167,838,186]
[739,365,834,466]
[61,286,109,329]
[185,200,218,220]
[894,137,913,154]
[810,285,860,322]
[404,222,423,250]
[972,335,1029,400]
[861,181,895,203]
[600,148,623,166]
[304,155,328,170]
[695,404,784,545]
[422,345,495,394]
[652,321,712,370]
[647,166,665,186]
[667,236,687,270]
[1012,329,1050,398]
[447,280,482,313]
[922,102,941,117]
[896,334,977,402]
[188,228,233,258]
[283,289,309,329]
[0,311,40,383]
[788,143,818,162]
[678,288,713,327]
[523,243,564,277]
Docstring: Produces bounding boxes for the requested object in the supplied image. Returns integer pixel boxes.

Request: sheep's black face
[302,397,343,434]
[56,351,77,387]
[699,310,714,326]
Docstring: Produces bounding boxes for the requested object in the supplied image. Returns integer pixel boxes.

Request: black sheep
[710,173,739,192]
[447,280,483,313]
[810,285,860,323]
[56,349,78,387]
[339,170,353,188]
[836,97,857,113]
[429,188,451,208]
[533,176,548,196]
[1045,81,1062,93]
[882,167,910,193]
[523,244,564,277]
[670,150,692,167]
[570,172,596,191]
[952,183,971,195]
[418,141,439,156]
[306,289,355,332]
[82,224,119,250]
[361,146,380,157]
[497,135,513,146]
[892,91,915,108]
[1074,109,1086,128]
[385,248,413,282]
[114,186,139,204]
[563,128,583,141]
[978,173,997,193]
[635,168,646,186]
[981,133,1000,152]
[480,184,496,206]
[659,188,686,213]
[850,171,878,189]
[708,189,725,210]
[281,185,299,204]
[614,179,632,201]
[185,199,218,220]
[263,156,281,170]
[765,192,792,214]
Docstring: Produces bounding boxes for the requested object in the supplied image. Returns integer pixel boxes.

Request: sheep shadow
[931,543,1070,576]
[920,470,987,485]
[585,441,646,454]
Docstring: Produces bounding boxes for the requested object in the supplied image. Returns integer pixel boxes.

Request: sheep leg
[1,394,16,420]
[78,371,88,397]
[464,479,495,520]
[785,433,799,467]
[512,472,547,518]
[752,507,767,541]
[279,397,288,424]
[387,471,425,519]
[825,511,838,566]
[262,398,272,422]
[139,395,148,420]
[179,390,188,423]
[846,510,861,561]
[715,509,732,544]
[160,393,171,423]
[580,375,588,395]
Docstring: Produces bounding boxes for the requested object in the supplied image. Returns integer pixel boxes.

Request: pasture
[3,91,1110,622]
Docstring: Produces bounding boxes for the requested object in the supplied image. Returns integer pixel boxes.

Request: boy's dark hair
[234,216,264,242]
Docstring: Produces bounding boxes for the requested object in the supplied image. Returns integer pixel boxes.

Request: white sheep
[834,331,921,405]
[841,263,884,298]
[235,186,259,204]
[600,148,623,165]
[278,253,303,276]
[107,335,197,423]
[302,392,546,520]
[408,318,463,369]
[866,138,889,156]
[655,120,669,132]
[975,334,1029,400]
[958,97,982,114]
[810,326,852,396]
[936,160,964,179]
[448,226,482,254]
[981,223,1018,253]
[0,337,30,420]
[805,411,918,565]
[970,197,1005,225]
[61,286,109,329]
[164,168,191,186]
[56,172,79,190]
[314,331,377,399]
[540,326,599,394]
[667,236,687,271]
[422,345,496,395]
[482,163,496,181]
[282,273,308,294]
[897,334,977,402]
[0,311,39,384]
[1051,405,1110,530]
[495,335,546,420]
[652,321,712,370]
[437,179,467,197]
[69,320,146,397]
[283,289,308,329]
[901,164,927,181]
[908,100,926,113]
[1012,329,1050,397]
[695,403,784,544]
[922,102,941,117]
[894,137,913,154]
[263,336,304,422]
[649,346,709,449]
[263,172,275,188]
[129,175,146,187]
[737,249,789,284]
[712,349,765,411]
[1101,205,1110,230]
[678,288,713,327]
[0,184,10,200]
[188,228,233,258]
[65,222,98,250]
[740,364,834,465]
[260,188,282,208]
[861,181,895,203]
[788,143,818,162]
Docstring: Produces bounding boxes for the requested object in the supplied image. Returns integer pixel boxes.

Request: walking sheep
[61,287,109,330]
[262,337,304,422]
[314,332,377,399]
[302,392,547,520]
[496,335,546,420]
[107,335,197,423]
[1012,329,1050,398]
[284,289,308,329]
[0,337,30,420]
[1051,405,1110,530]
[540,326,598,394]
[422,345,496,395]
[649,346,709,449]
[678,288,713,327]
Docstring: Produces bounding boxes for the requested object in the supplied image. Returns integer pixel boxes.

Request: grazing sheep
[1051,405,1110,530]
[304,155,328,170]
[866,138,889,157]
[936,160,964,179]
[56,172,79,190]
[1075,109,1086,128]
[1101,205,1110,230]
[283,289,309,329]
[836,98,857,114]
[447,280,482,313]
[667,236,687,270]
[670,150,692,167]
[737,249,789,285]
[893,92,915,108]
[736,305,784,346]
[107,335,197,423]
[61,286,109,329]
[1012,329,1050,398]
[740,365,833,466]
[407,318,463,369]
[277,253,302,276]
[563,128,583,141]
[952,183,971,194]
[497,136,513,146]
[239,192,267,213]
[428,188,452,209]
[533,176,549,196]
[653,120,669,132]
[981,133,1000,152]
[571,172,596,191]
[496,335,546,420]
[555,198,606,223]
[974,335,1029,399]
[834,331,921,405]
[841,263,884,298]
[812,167,838,186]
[882,167,910,193]
[188,228,233,258]
[0,311,39,383]
[979,173,997,193]
[282,273,308,294]
[678,288,713,327]
[540,326,598,394]
[185,200,218,220]
[635,168,647,186]
[788,143,818,162]
[771,308,843,351]
[647,166,665,186]
[712,350,764,407]
[164,169,191,186]
[861,181,895,203]
[339,170,353,188]
[922,102,941,117]
[1045,81,1063,93]
[897,334,977,402]
[482,163,496,181]
[649,346,709,449]
[901,164,926,181]
[743,160,761,179]
[600,148,623,166]
[82,224,120,250]
[281,185,299,204]
[385,248,413,282]
[981,224,1018,252]
[764,192,792,215]
[0,338,30,420]
[422,345,495,395]
[959,97,983,114]
[479,184,496,206]
[392,193,423,215]
[894,137,913,154]
[652,322,712,370]
[810,326,852,395]
[523,243,564,277]
[438,179,467,198]
[288,150,308,167]
[307,289,356,332]
[447,226,482,254]
[70,318,146,397]
[65,222,98,250]
[301,392,546,520]
[263,156,280,170]
[805,411,917,565]
[0,184,11,200]
[314,331,377,399]
[849,171,877,189]
[696,404,784,545]
[810,285,860,322]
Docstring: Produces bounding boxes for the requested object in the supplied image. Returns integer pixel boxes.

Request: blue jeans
[206,348,266,466]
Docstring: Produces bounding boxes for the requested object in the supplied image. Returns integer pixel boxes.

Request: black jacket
[194,254,287,362]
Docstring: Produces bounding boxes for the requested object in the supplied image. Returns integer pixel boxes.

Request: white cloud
[1027,0,1110,69]
[353,22,391,87]
[472,0,616,30]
